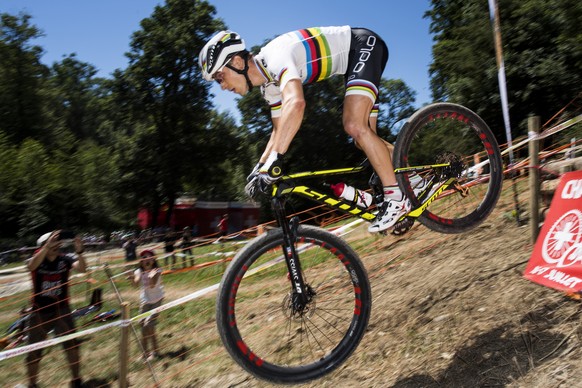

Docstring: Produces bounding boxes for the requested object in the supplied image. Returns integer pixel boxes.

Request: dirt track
[3,182,581,387]
[208,188,582,388]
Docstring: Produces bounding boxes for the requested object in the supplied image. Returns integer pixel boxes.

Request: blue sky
[2,0,434,118]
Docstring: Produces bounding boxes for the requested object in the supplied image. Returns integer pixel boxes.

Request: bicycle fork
[271,198,313,315]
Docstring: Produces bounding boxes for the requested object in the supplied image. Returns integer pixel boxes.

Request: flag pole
[488,0,522,225]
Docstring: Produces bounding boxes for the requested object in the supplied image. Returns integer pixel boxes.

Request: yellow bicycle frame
[271,164,454,222]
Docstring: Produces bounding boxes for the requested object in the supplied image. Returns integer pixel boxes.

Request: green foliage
[7,0,576,244]
[377,79,418,139]
[0,13,47,143]
[426,0,582,139]
[76,141,126,228]
[111,0,228,227]
[0,1,234,241]
[44,54,105,142]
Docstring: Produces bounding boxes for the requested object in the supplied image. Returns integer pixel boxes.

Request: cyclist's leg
[368,103,379,133]
[346,28,409,232]
[356,104,395,157]
[344,95,409,232]
[343,95,395,187]
[345,28,393,187]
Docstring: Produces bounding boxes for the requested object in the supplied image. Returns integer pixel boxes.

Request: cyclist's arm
[259,79,305,162]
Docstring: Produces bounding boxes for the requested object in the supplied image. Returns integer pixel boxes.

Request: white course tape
[130,283,220,323]
[0,320,123,362]
[0,220,363,363]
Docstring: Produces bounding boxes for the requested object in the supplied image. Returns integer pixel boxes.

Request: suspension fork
[271,198,310,310]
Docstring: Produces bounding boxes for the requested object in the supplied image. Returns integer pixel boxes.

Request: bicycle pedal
[391,217,415,236]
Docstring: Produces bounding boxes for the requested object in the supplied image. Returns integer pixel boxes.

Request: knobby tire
[394,102,503,234]
[216,225,371,384]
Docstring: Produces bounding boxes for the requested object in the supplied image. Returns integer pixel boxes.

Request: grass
[0,221,376,386]
[0,240,242,387]
[0,174,540,386]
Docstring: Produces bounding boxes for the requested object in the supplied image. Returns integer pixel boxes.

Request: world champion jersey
[255,26,352,118]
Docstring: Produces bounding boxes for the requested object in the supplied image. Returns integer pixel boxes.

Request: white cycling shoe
[410,173,430,197]
[367,174,432,234]
[368,196,411,233]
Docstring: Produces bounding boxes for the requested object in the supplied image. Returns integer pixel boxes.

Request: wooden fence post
[119,302,130,388]
[528,116,541,243]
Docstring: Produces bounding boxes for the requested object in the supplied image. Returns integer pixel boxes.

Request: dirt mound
[217,191,582,388]
[106,183,579,388]
[302,201,582,387]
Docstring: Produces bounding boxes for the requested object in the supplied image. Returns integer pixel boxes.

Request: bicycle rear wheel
[394,102,503,234]
[216,225,371,384]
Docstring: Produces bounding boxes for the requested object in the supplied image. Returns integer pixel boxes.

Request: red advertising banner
[523,170,582,292]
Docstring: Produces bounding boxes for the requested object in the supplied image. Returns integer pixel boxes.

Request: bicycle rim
[394,102,503,234]
[216,225,371,384]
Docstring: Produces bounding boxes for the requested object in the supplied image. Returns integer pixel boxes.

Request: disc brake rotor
[282,286,316,320]
[435,152,465,179]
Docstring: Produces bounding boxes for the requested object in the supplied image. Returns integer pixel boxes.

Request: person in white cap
[25,230,86,388]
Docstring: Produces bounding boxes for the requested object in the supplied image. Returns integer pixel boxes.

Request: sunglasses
[212,57,235,85]
[213,72,224,85]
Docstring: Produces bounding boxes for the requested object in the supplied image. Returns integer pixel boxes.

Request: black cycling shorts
[345,28,389,104]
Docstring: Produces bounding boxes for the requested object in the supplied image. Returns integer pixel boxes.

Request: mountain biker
[199,26,410,233]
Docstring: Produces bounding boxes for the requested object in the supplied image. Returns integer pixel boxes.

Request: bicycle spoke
[217,226,370,383]
[395,103,502,233]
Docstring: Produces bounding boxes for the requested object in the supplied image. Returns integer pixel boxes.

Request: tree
[44,54,105,142]
[185,110,250,201]
[426,0,582,139]
[0,13,47,143]
[76,141,125,230]
[0,132,19,236]
[112,0,226,228]
[377,79,418,141]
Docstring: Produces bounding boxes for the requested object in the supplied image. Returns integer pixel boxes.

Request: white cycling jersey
[255,26,352,118]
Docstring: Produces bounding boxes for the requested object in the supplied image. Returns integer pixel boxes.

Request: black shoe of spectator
[70,378,83,388]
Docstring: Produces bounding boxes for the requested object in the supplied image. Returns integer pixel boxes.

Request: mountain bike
[216,102,503,383]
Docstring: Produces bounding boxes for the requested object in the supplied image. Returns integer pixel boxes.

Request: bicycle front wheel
[216,225,371,384]
[394,102,503,234]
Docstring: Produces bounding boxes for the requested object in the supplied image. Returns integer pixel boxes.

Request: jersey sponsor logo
[352,35,376,74]
[40,280,63,298]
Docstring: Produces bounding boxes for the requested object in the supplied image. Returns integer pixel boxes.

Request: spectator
[179,227,193,268]
[25,230,86,388]
[122,237,137,262]
[163,231,176,269]
[217,214,229,241]
[129,249,164,362]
